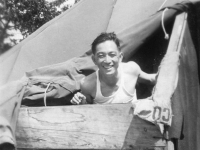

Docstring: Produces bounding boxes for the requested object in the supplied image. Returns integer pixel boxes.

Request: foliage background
[0,0,80,54]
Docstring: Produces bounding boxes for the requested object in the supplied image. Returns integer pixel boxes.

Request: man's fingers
[74,94,80,100]
[76,92,86,100]
[70,98,76,104]
[71,97,80,105]
[78,92,86,100]
[71,92,86,105]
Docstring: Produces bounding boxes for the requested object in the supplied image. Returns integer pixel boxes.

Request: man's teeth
[104,66,112,69]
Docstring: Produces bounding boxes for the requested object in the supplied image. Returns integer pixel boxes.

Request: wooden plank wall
[16,104,166,149]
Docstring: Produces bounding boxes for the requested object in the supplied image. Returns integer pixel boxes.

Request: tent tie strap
[44,82,52,107]
[161,8,169,40]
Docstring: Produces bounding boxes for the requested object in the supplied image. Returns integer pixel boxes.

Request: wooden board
[16,104,166,149]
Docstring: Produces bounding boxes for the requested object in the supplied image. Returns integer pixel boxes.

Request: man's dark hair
[91,32,120,54]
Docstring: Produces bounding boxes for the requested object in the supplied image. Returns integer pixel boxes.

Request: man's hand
[139,71,158,85]
[70,92,86,105]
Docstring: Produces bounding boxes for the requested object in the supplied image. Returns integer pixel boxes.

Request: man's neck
[99,70,121,87]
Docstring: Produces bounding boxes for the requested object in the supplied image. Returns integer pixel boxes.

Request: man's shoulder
[121,62,141,74]
[81,72,96,92]
[123,61,139,66]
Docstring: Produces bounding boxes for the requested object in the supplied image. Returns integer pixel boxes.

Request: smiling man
[71,32,157,105]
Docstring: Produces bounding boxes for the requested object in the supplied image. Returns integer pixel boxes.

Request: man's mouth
[103,65,113,70]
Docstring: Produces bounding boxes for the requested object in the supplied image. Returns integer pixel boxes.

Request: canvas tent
[0,0,200,150]
[1,0,199,85]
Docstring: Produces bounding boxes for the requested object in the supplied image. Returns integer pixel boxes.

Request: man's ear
[92,55,97,65]
[119,52,123,62]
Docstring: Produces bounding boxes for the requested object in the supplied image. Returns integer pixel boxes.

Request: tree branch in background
[0,0,81,54]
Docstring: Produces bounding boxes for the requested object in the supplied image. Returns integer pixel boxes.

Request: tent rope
[44,82,52,107]
[158,0,168,11]
[161,8,169,40]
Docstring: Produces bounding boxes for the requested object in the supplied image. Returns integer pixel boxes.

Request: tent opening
[132,19,175,99]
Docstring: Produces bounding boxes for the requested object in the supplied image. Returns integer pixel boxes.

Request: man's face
[92,40,123,76]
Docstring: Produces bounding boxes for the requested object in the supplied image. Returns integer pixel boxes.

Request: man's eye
[98,55,104,58]
[110,53,117,57]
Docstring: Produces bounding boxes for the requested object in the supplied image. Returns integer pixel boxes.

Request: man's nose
[104,55,112,63]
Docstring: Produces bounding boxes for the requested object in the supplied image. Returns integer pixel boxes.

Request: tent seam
[105,0,118,32]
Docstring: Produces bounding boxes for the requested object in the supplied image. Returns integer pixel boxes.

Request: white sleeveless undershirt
[93,67,137,104]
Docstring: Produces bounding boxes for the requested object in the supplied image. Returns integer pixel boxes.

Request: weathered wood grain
[16,104,166,149]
